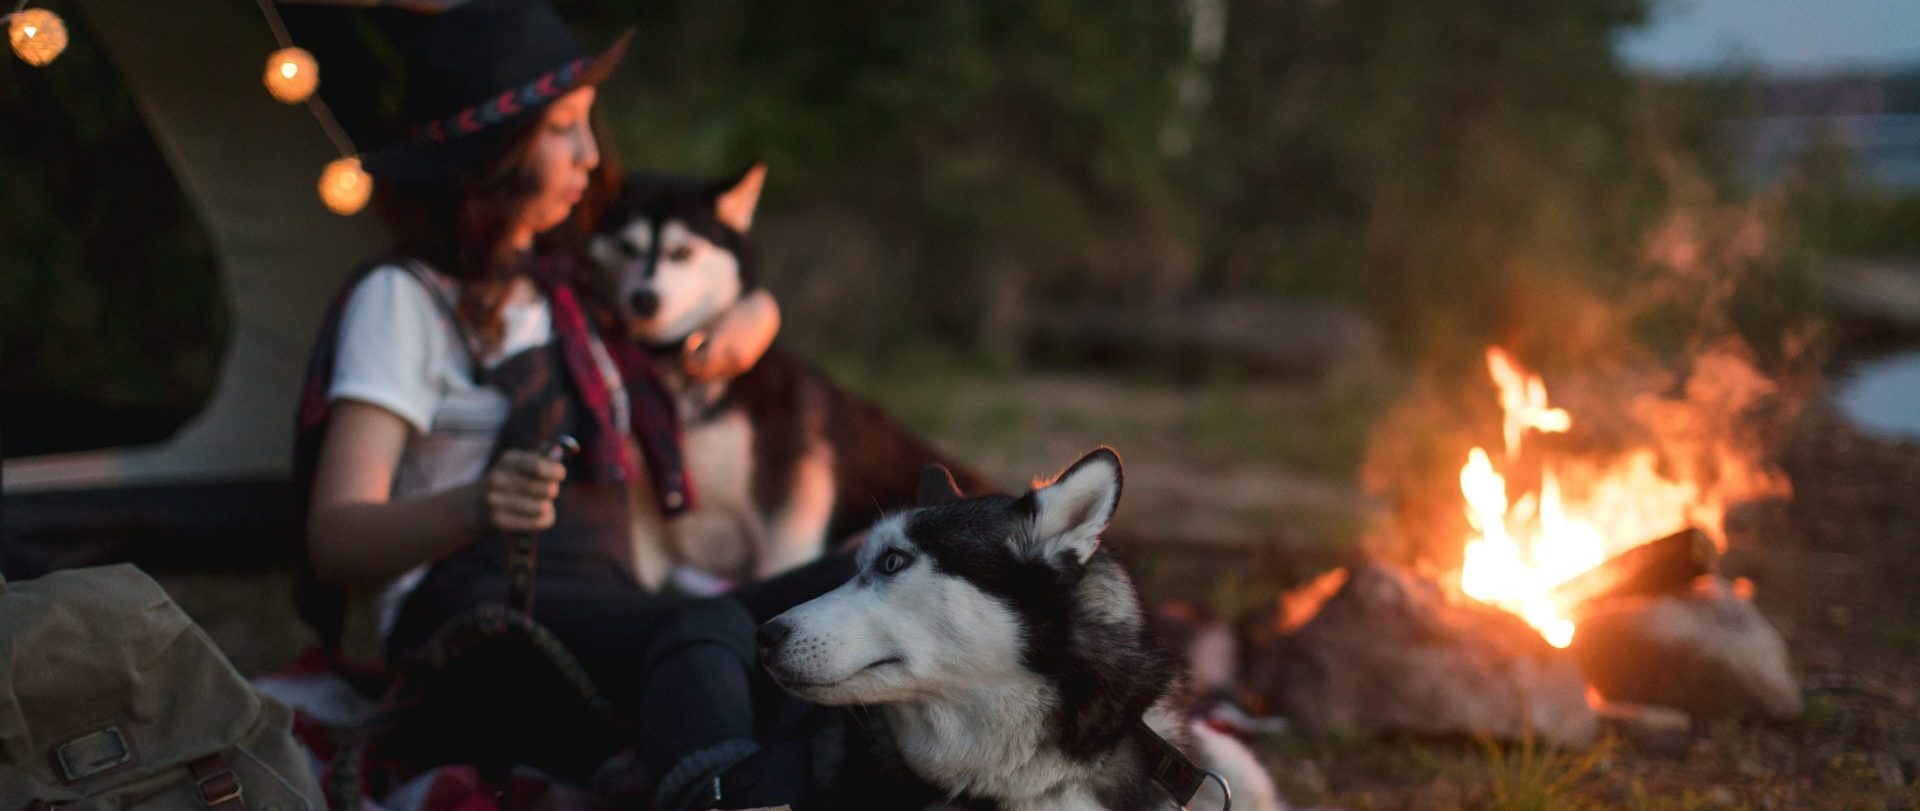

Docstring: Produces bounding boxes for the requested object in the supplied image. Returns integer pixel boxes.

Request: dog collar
[1130,719,1233,810]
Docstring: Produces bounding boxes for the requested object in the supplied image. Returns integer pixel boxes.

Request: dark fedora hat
[361,0,631,181]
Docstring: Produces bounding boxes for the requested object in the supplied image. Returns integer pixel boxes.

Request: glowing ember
[1458,348,1698,648]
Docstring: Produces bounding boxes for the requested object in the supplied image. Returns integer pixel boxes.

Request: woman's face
[515,86,600,242]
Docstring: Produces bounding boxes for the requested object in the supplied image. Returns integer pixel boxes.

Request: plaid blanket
[259,651,631,811]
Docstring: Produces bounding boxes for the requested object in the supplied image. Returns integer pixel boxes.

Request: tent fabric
[3,0,385,494]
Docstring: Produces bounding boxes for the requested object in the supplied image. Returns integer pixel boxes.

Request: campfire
[1242,344,1803,745]
[1455,348,1724,649]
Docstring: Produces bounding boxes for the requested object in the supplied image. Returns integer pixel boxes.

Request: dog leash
[507,434,579,616]
[1131,719,1233,811]
[1193,771,1232,811]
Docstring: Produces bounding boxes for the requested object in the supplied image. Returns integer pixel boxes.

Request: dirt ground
[151,369,1920,810]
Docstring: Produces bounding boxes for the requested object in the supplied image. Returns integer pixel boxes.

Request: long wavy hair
[373,112,621,353]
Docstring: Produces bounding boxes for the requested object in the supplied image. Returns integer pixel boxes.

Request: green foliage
[579,0,1198,348]
[3,0,1869,451]
[1783,131,1920,257]
[0,13,223,436]
[566,0,1791,366]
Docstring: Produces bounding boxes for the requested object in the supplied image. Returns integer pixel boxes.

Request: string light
[6,6,67,67]
[318,156,371,215]
[249,0,372,215]
[263,46,318,103]
[5,1,372,215]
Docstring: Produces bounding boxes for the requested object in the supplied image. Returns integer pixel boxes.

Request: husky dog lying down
[759,449,1283,810]
[589,164,994,588]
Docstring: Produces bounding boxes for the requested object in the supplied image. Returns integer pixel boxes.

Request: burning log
[1549,527,1718,611]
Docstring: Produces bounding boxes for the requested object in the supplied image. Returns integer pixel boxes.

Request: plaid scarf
[529,255,695,513]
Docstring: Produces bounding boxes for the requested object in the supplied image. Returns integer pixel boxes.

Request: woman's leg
[511,580,812,810]
[532,589,758,770]
[391,561,807,810]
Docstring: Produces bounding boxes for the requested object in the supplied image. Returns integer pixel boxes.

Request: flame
[1486,348,1570,458]
[1457,349,1698,648]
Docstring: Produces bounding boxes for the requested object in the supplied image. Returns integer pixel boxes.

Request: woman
[302,3,819,808]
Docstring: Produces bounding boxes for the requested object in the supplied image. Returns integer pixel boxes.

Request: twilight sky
[1616,0,1920,74]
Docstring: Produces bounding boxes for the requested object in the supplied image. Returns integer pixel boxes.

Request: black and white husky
[759,449,1283,811]
[588,164,994,589]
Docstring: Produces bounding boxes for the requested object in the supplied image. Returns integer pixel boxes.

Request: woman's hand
[682,289,781,382]
[309,400,513,589]
[482,450,568,532]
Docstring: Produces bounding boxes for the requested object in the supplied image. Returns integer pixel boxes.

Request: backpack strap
[393,258,488,385]
[189,753,246,811]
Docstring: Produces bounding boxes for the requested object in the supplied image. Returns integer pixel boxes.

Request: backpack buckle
[190,755,244,808]
[53,726,134,783]
[197,772,242,806]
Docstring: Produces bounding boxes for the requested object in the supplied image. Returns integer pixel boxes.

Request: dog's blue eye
[879,550,910,575]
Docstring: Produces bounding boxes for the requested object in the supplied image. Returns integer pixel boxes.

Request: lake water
[1835,350,1920,441]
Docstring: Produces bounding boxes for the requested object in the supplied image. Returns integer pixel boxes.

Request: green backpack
[0,564,324,810]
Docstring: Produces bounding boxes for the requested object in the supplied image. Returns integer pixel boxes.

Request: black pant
[385,547,856,788]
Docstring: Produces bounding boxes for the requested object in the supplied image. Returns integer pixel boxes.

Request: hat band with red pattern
[408,57,586,146]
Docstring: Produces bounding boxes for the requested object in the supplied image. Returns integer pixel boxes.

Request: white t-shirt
[329,263,636,639]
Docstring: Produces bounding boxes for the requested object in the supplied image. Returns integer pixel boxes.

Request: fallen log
[1028,299,1380,379]
[1551,527,1717,611]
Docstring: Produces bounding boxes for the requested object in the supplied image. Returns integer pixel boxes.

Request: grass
[812,340,1399,484]
[1871,617,1920,653]
[1186,357,1401,479]
[1459,734,1616,811]
[1254,731,1629,811]
[1618,782,1749,811]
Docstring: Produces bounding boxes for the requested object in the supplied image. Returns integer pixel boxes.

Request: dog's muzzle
[757,617,805,684]
[757,617,793,659]
[628,289,661,319]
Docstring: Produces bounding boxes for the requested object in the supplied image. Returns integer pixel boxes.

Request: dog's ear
[716,162,767,233]
[587,233,622,268]
[918,464,964,505]
[1016,447,1122,566]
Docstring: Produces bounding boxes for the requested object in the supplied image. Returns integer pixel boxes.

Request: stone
[1876,753,1907,792]
[1244,563,1598,747]
[1570,577,1802,721]
[1593,699,1692,754]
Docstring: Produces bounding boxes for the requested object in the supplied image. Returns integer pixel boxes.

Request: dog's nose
[629,289,660,319]
[757,619,794,654]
